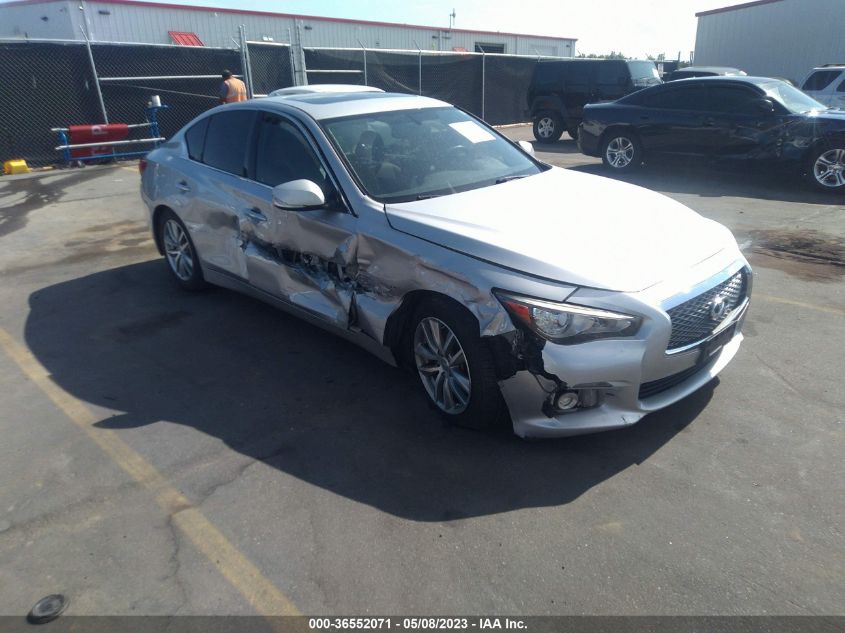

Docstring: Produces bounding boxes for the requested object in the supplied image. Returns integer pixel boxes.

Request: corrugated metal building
[0,0,577,56]
[694,0,845,85]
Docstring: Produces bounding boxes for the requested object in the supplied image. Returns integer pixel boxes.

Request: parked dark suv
[528,59,662,142]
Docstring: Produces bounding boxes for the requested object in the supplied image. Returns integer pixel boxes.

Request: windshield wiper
[495,175,528,184]
[416,194,440,200]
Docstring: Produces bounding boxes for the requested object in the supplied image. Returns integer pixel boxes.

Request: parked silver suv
[140,92,751,438]
[801,65,845,109]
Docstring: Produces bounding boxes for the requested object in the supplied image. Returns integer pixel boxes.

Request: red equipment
[68,124,129,158]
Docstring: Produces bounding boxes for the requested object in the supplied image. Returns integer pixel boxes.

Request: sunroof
[289,92,415,105]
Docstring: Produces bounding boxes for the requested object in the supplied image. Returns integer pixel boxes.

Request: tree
[576,51,628,60]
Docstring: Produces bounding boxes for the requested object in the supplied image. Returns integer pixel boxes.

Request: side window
[184,117,209,162]
[254,113,328,191]
[700,86,762,114]
[837,79,845,92]
[802,70,839,91]
[202,110,256,176]
[644,86,702,110]
[596,61,625,86]
[533,63,564,89]
[565,62,594,85]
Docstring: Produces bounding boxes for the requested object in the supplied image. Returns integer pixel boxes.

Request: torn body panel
[221,176,525,345]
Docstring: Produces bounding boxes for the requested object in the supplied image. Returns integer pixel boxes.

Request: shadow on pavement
[527,137,837,205]
[566,158,837,205]
[531,138,582,155]
[24,260,716,521]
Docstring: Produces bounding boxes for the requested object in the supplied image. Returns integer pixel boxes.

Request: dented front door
[237,112,358,329]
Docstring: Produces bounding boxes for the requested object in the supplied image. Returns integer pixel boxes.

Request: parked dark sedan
[665,66,746,81]
[578,76,845,191]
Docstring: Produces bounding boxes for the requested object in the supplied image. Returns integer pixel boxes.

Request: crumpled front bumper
[498,292,749,439]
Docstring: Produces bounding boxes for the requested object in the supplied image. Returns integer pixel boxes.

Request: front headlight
[494,291,641,344]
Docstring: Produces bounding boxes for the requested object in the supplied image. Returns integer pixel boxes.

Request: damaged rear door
[237,111,358,328]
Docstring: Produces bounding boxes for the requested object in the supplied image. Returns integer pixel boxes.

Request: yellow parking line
[0,327,300,616]
[755,294,845,318]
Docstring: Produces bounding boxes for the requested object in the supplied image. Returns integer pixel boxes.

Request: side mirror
[752,98,776,113]
[518,140,535,157]
[272,179,326,210]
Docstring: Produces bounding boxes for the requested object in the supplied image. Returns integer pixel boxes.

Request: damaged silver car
[140,92,751,438]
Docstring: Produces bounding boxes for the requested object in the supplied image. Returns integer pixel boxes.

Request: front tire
[601,131,643,172]
[807,146,845,192]
[158,210,205,290]
[409,297,507,431]
[533,112,564,143]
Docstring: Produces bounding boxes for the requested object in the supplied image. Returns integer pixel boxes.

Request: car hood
[385,168,738,292]
[810,108,845,121]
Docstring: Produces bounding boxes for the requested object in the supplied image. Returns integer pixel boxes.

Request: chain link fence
[93,42,242,140]
[1,37,561,167]
[0,41,102,166]
[245,42,293,97]
[303,47,548,125]
[0,39,242,166]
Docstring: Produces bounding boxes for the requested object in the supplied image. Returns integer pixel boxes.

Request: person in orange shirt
[219,70,247,104]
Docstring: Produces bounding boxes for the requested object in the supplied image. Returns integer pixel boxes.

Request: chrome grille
[666,270,746,351]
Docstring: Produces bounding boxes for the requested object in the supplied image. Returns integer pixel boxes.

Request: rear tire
[601,131,643,172]
[409,297,507,431]
[533,112,564,143]
[807,145,845,192]
[157,209,206,291]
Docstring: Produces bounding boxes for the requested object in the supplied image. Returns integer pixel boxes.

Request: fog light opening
[545,387,603,416]
[554,390,580,411]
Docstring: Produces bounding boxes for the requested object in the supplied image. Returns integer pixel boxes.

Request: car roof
[537,58,651,64]
[677,66,744,74]
[244,92,448,120]
[669,75,780,86]
[268,84,385,96]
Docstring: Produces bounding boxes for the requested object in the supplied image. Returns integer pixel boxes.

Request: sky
[0,0,740,58]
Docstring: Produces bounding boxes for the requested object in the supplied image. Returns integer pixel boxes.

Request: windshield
[761,81,827,113]
[628,61,662,86]
[321,107,542,203]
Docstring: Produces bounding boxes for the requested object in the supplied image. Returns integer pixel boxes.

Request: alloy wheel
[813,149,845,188]
[413,317,472,415]
[606,136,635,168]
[537,117,556,139]
[162,219,194,281]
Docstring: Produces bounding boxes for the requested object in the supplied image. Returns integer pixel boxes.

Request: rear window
[184,117,209,162]
[596,61,627,85]
[671,70,710,80]
[202,110,256,176]
[802,70,840,91]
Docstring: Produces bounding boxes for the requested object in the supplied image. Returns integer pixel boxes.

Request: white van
[800,65,845,108]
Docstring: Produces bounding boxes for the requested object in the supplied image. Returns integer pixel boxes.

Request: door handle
[703,117,715,127]
[639,115,650,121]
[245,208,267,223]
[177,180,191,193]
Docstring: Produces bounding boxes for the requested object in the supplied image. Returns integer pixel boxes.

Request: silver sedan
[140,92,751,438]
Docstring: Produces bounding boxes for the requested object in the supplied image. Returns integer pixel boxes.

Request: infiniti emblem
[709,295,729,320]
